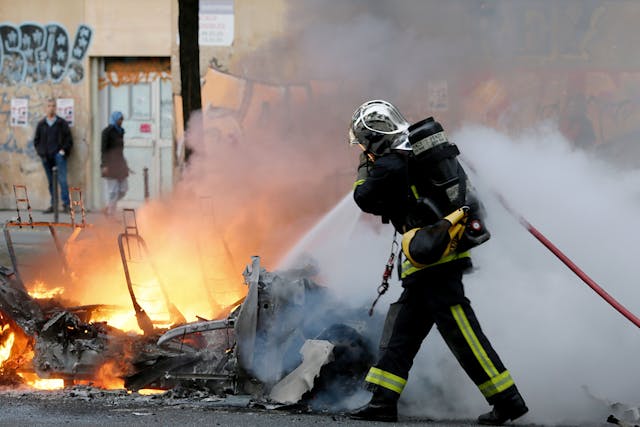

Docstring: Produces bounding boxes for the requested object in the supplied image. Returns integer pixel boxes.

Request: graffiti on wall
[462,71,640,157]
[0,22,92,85]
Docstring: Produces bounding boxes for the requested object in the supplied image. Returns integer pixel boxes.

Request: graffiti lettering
[0,22,92,85]
[0,134,26,155]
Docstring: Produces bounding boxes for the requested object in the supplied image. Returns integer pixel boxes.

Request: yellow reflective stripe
[478,370,515,398]
[401,260,422,278]
[400,251,471,278]
[353,179,365,189]
[401,228,425,268]
[364,367,407,394]
[410,185,420,199]
[450,304,499,379]
[369,367,407,386]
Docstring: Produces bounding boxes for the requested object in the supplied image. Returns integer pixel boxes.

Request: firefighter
[348,100,528,425]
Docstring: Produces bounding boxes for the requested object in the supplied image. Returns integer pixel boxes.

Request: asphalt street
[0,389,557,427]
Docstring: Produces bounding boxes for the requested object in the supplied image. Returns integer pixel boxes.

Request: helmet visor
[356,100,409,135]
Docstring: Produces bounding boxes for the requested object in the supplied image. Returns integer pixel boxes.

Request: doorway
[96,57,173,210]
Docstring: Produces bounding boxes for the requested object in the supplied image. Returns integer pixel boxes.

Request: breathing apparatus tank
[406,117,490,252]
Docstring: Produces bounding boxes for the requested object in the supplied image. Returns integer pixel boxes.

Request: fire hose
[461,158,640,329]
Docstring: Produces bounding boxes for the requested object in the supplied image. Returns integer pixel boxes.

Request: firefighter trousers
[365,264,520,405]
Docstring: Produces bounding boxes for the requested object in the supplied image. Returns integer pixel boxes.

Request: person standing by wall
[101,111,129,217]
[33,98,73,214]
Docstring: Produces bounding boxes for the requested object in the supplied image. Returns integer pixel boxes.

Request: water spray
[461,157,640,329]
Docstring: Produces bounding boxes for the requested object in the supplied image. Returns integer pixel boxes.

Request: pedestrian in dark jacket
[347,100,528,425]
[101,111,129,217]
[33,98,73,214]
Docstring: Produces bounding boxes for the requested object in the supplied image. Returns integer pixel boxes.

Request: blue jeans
[41,152,70,207]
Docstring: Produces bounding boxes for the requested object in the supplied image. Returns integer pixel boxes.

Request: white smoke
[279,123,640,425]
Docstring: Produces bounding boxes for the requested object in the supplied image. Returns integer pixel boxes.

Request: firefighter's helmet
[349,99,411,156]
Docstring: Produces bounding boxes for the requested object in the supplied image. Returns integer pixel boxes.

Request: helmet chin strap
[358,143,377,163]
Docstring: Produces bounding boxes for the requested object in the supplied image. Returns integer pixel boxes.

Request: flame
[30,378,65,390]
[47,198,250,329]
[0,324,15,365]
[17,372,65,390]
[76,360,125,390]
[88,309,142,335]
[134,278,174,329]
[93,361,125,389]
[138,389,166,395]
[1,321,63,390]
[26,280,64,299]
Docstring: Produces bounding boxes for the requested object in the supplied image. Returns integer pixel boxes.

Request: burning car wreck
[0,254,382,411]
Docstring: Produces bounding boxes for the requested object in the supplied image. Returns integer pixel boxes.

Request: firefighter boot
[478,392,528,425]
[349,388,399,422]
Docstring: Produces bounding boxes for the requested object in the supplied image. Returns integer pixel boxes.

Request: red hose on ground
[495,194,640,329]
[461,157,640,328]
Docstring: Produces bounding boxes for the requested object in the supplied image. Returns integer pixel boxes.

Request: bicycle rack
[2,185,90,287]
[68,187,87,229]
[13,185,33,226]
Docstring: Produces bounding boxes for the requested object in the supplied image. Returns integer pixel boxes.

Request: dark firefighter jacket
[353,152,472,277]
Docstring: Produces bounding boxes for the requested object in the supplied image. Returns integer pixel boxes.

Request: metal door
[101,78,173,208]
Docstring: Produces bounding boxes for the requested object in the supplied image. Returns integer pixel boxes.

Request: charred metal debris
[0,255,381,409]
[0,191,382,411]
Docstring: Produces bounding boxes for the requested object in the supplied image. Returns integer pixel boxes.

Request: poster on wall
[56,98,75,127]
[199,0,234,46]
[10,98,28,127]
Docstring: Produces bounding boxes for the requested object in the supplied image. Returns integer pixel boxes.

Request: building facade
[2,0,640,211]
[0,0,175,210]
